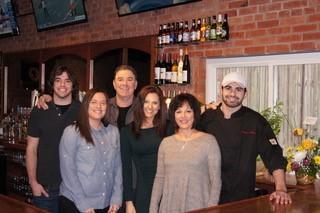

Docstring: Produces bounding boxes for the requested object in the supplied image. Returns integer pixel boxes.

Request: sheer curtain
[216,64,320,148]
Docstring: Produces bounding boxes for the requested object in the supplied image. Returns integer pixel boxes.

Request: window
[206,52,320,148]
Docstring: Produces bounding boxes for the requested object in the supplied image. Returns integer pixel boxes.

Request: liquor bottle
[177,49,184,84]
[165,90,172,109]
[222,14,229,40]
[177,21,184,43]
[154,54,161,85]
[190,19,197,42]
[175,22,180,43]
[165,53,172,84]
[162,24,167,45]
[183,49,190,84]
[170,22,176,44]
[200,18,206,42]
[157,25,162,47]
[171,53,178,84]
[160,53,166,84]
[182,21,190,43]
[166,23,171,44]
[209,15,217,40]
[196,18,201,41]
[216,14,223,40]
[205,17,211,41]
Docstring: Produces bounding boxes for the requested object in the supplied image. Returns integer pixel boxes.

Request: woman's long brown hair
[75,88,108,145]
[132,85,167,138]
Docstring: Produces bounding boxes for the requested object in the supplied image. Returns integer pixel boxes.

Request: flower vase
[295,173,315,185]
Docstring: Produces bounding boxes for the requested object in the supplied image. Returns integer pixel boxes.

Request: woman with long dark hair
[120,85,167,213]
[59,88,122,213]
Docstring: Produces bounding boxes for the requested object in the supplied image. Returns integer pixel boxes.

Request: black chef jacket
[199,105,287,204]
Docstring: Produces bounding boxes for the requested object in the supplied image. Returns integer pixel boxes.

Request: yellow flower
[286,162,292,172]
[296,145,304,151]
[293,128,304,136]
[301,139,317,150]
[314,156,320,165]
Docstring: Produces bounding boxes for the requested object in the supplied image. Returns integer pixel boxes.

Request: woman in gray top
[59,89,122,213]
[150,93,221,213]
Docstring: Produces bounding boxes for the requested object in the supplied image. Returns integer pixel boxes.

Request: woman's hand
[85,208,95,213]
[108,204,121,213]
[36,94,52,109]
[125,201,136,213]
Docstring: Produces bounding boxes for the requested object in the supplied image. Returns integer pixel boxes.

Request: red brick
[258,2,281,12]
[255,36,277,44]
[205,49,223,57]
[279,10,290,18]
[223,48,244,56]
[292,24,317,32]
[304,7,316,14]
[234,39,254,46]
[222,10,238,17]
[277,34,302,43]
[268,27,291,34]
[308,14,320,22]
[303,32,320,40]
[257,20,279,28]
[244,46,266,54]
[291,42,316,51]
[239,6,258,15]
[250,0,271,6]
[245,29,266,38]
[283,1,308,9]
[291,9,303,16]
[265,12,278,20]
[236,22,256,30]
[229,0,249,9]
[280,17,303,26]
[255,14,263,21]
[242,15,254,22]
[266,44,290,53]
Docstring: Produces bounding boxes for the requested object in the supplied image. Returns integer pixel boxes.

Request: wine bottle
[171,53,178,84]
[157,25,162,47]
[165,53,172,84]
[190,19,197,42]
[154,54,161,85]
[177,49,184,84]
[200,18,206,42]
[160,53,166,84]
[205,17,211,41]
[196,18,201,41]
[183,49,190,84]
[178,21,184,43]
[182,21,190,43]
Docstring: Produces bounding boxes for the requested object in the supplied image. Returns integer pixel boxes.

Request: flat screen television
[116,0,201,16]
[31,0,88,31]
[0,0,19,38]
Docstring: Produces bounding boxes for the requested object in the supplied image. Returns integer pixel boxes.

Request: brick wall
[1,0,320,101]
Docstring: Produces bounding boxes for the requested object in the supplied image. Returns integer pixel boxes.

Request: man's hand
[36,94,52,109]
[206,102,221,110]
[108,204,121,213]
[29,181,49,197]
[269,190,292,204]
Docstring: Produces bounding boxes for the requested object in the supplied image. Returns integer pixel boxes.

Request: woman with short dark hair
[150,93,221,213]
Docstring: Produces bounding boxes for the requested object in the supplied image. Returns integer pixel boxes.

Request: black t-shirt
[199,106,287,204]
[117,106,131,131]
[27,100,80,185]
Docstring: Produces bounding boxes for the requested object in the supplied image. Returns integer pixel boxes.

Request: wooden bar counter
[190,179,320,213]
[0,194,47,213]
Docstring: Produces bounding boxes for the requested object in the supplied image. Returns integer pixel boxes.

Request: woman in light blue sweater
[59,88,122,213]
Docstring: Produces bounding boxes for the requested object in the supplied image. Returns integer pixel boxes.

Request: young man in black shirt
[26,66,80,213]
[199,72,292,205]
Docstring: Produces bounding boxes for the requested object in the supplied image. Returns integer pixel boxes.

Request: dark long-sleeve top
[120,123,163,213]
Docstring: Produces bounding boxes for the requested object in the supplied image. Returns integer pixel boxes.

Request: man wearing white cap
[199,72,292,205]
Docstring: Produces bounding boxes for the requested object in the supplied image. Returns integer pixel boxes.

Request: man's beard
[222,95,243,108]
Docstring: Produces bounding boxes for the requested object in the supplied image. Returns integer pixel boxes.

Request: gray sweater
[149,132,221,213]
